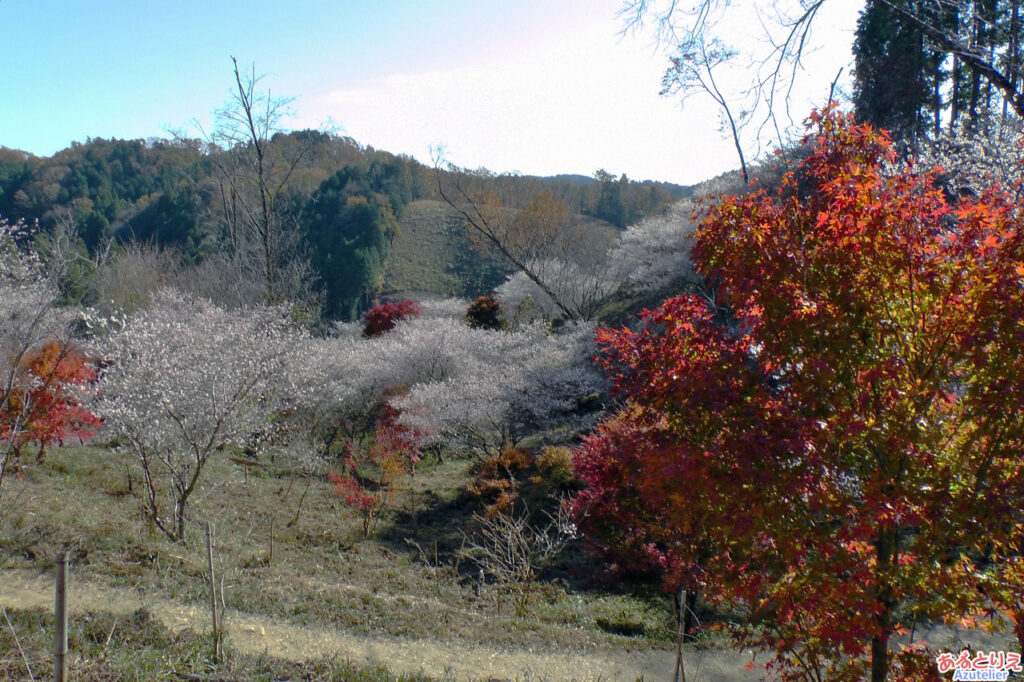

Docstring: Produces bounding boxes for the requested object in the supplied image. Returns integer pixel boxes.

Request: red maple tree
[574,107,1024,681]
[1,339,103,466]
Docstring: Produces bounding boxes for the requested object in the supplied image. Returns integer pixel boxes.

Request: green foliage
[853,0,933,140]
[0,133,690,318]
[852,0,1024,138]
[382,199,510,298]
[304,162,415,320]
[593,169,645,227]
[123,182,205,251]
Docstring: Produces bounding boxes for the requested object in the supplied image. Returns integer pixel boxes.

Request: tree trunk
[175,498,187,543]
[870,630,889,682]
[674,589,686,682]
[882,0,1024,120]
[952,53,962,129]
[871,527,898,682]
[1009,0,1021,122]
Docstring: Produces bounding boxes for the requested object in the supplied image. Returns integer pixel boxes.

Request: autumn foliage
[1,339,102,463]
[329,403,421,537]
[362,299,421,337]
[465,294,505,330]
[468,445,576,518]
[573,108,1024,681]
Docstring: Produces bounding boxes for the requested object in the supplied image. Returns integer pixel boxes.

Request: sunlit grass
[0,445,679,653]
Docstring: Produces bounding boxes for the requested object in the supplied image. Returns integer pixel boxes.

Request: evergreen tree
[594,169,626,227]
[853,0,1024,137]
[304,164,407,320]
[853,0,932,141]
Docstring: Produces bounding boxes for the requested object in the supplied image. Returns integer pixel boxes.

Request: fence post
[54,551,69,682]
[205,522,220,664]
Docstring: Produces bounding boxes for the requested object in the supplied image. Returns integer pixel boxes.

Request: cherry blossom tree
[92,289,299,541]
[495,259,619,322]
[605,201,698,295]
[287,305,604,462]
[392,320,605,457]
[287,310,477,458]
[919,119,1024,199]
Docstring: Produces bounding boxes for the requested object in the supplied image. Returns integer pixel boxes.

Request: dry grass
[383,199,510,299]
[0,445,682,662]
[0,605,437,681]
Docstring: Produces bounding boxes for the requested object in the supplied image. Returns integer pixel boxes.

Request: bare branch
[432,153,579,320]
[662,39,750,182]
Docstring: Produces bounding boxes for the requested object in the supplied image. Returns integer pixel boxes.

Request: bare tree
[622,0,1024,144]
[433,156,619,321]
[204,57,321,307]
[433,157,576,319]
[461,503,576,614]
[90,241,179,315]
[661,38,751,183]
[621,0,835,155]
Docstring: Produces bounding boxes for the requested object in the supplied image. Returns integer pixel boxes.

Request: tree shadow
[374,487,481,579]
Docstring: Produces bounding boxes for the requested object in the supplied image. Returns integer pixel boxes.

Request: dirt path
[0,568,759,681]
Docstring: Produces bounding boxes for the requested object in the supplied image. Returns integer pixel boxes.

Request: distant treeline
[0,133,690,319]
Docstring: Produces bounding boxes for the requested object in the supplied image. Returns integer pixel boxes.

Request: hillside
[382,199,508,300]
[382,199,622,304]
[0,446,747,681]
[0,135,691,320]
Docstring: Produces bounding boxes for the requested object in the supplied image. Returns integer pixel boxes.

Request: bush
[362,299,421,337]
[329,405,421,537]
[468,446,577,518]
[465,295,504,330]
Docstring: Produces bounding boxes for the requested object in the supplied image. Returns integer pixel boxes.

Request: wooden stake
[205,522,220,664]
[673,588,686,682]
[54,552,69,682]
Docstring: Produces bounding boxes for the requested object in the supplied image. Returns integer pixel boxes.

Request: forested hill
[0,134,688,309]
[0,134,690,319]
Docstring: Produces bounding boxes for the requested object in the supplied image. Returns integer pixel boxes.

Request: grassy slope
[0,606,434,681]
[382,199,621,303]
[0,446,687,679]
[383,200,468,299]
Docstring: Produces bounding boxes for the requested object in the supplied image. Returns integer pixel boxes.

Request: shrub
[468,446,577,518]
[465,294,504,330]
[362,299,421,337]
[329,405,421,537]
[1,339,102,464]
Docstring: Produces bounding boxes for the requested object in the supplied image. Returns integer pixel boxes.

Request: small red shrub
[362,299,421,337]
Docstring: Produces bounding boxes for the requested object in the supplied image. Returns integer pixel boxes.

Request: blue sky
[1,0,861,184]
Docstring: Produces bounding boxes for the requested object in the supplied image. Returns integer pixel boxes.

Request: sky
[1,0,862,185]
